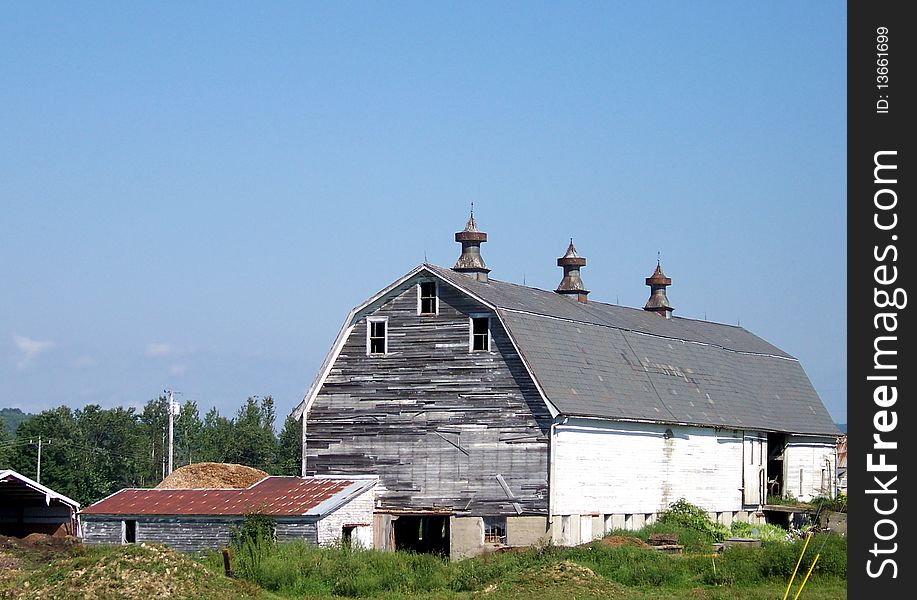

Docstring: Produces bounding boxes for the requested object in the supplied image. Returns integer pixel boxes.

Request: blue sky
[1,2,847,425]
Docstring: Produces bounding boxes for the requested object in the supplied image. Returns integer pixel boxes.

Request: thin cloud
[13,334,56,369]
[145,342,172,358]
[73,355,97,368]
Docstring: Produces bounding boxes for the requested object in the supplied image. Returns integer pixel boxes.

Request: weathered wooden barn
[80,476,376,552]
[291,214,841,559]
[0,469,80,538]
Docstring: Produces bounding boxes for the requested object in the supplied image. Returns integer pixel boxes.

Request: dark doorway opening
[766,433,787,500]
[341,525,355,549]
[123,520,137,544]
[391,515,449,555]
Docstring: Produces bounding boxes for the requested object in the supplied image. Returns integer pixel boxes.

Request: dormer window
[470,315,490,352]
[418,281,438,315]
[367,317,388,355]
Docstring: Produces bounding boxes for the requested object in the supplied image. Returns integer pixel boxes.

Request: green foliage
[3,395,289,505]
[767,493,802,506]
[231,513,278,582]
[234,513,277,547]
[0,416,11,468]
[276,415,302,476]
[226,396,278,472]
[810,494,847,512]
[1,408,35,435]
[202,532,847,597]
[656,498,729,543]
[728,520,790,542]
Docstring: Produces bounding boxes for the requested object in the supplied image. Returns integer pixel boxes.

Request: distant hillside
[0,408,34,435]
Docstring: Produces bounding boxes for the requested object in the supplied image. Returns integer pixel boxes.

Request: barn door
[742,433,766,506]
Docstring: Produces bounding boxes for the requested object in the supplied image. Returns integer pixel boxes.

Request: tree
[175,401,203,468]
[227,396,278,472]
[200,407,234,463]
[76,404,146,495]
[139,396,170,485]
[10,407,99,504]
[277,415,302,476]
[0,415,11,468]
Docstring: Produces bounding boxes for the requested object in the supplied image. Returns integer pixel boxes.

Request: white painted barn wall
[552,419,745,517]
[316,486,376,548]
[782,436,837,502]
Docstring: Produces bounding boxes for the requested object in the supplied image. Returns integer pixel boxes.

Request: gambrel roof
[294,264,839,437]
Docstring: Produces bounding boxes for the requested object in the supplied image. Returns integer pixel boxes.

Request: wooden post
[222,547,234,577]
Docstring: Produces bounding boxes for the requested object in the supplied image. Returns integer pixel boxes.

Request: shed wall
[316,484,375,548]
[783,436,837,501]
[82,519,123,544]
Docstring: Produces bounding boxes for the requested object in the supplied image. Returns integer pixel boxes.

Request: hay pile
[156,462,268,489]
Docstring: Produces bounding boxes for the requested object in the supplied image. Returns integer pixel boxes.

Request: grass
[199,531,846,599]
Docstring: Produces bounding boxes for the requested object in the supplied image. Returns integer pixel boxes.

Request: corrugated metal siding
[307,278,551,515]
[552,419,744,514]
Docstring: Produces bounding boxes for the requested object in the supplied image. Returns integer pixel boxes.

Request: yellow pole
[792,553,821,600]
[782,532,812,600]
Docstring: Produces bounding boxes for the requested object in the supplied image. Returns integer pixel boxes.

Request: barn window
[367,318,388,355]
[418,281,438,315]
[470,316,490,351]
[123,520,137,544]
[482,517,506,544]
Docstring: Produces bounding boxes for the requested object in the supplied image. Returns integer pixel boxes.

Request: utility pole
[165,389,181,476]
[36,435,42,483]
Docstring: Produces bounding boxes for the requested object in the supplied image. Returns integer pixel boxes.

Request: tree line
[0,396,301,506]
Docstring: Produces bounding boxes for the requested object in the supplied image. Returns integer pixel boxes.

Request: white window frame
[366,317,388,356]
[469,314,491,352]
[482,516,507,544]
[417,280,439,315]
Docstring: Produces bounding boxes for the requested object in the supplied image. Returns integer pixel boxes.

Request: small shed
[80,476,376,552]
[0,469,81,537]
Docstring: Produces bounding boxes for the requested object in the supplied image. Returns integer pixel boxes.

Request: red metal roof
[80,477,363,517]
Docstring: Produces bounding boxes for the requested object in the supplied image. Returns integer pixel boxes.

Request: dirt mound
[541,560,600,585]
[1,542,263,599]
[492,560,627,597]
[156,462,268,489]
[596,535,651,548]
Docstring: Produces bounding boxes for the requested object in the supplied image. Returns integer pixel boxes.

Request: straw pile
[156,462,268,489]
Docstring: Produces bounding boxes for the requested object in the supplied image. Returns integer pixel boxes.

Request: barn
[291,214,841,559]
[0,469,80,538]
[80,475,376,552]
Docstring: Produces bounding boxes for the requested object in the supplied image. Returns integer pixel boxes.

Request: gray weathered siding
[276,521,318,544]
[82,518,123,544]
[82,517,319,551]
[136,519,235,552]
[306,277,551,515]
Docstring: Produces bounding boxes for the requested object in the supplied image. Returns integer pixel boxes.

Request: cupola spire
[452,204,490,282]
[644,258,673,318]
[555,239,589,303]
